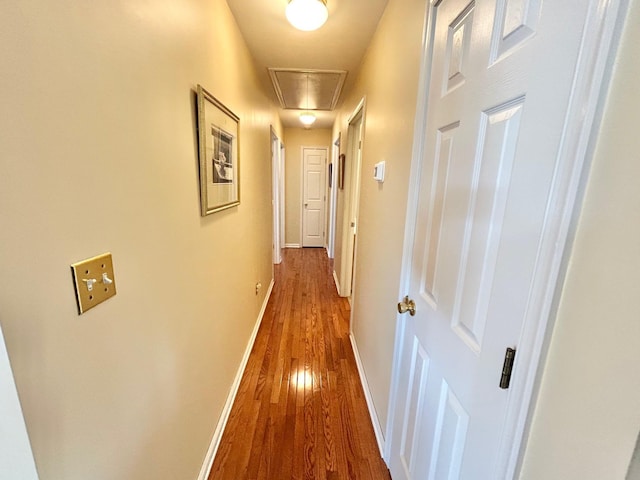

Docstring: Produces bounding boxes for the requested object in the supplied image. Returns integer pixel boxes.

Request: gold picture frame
[196,85,240,215]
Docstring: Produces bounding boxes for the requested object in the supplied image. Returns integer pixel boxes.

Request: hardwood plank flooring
[209,248,392,480]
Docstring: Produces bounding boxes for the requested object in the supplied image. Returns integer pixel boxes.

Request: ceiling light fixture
[299,112,316,126]
[286,0,328,32]
[299,73,317,127]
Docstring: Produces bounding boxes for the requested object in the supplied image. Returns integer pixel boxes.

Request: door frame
[385,0,628,476]
[327,134,340,258]
[300,146,329,247]
[338,97,366,299]
[270,127,284,264]
[280,142,286,251]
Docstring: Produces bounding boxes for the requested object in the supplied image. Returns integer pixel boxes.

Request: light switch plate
[70,253,116,314]
[373,161,385,182]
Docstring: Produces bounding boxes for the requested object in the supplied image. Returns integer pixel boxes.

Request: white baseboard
[285,243,301,248]
[332,270,341,295]
[197,279,274,480]
[349,333,385,458]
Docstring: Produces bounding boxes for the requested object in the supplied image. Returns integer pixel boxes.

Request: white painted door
[389,0,603,478]
[302,148,326,247]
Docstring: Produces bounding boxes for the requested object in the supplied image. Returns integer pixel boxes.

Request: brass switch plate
[70,253,117,314]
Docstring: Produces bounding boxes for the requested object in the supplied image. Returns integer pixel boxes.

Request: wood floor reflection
[209,248,391,480]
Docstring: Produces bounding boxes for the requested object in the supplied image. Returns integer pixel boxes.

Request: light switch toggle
[83,278,97,291]
[102,273,113,285]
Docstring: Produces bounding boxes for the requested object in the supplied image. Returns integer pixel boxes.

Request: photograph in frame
[196,84,240,215]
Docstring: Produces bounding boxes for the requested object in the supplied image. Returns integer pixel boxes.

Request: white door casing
[348,112,364,297]
[271,129,282,264]
[328,137,340,258]
[387,0,625,479]
[340,99,366,298]
[302,147,327,247]
[280,143,286,250]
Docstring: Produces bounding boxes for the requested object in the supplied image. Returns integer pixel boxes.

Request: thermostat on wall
[373,161,385,182]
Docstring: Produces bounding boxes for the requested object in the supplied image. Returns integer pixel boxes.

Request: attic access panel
[268,69,347,111]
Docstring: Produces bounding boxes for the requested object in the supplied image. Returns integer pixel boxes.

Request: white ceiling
[226,0,389,129]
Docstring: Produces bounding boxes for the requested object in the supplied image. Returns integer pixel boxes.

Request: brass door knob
[397,296,416,316]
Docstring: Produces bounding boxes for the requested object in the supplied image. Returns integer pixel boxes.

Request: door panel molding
[450,97,524,354]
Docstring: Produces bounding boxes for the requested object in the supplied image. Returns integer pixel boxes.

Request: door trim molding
[339,97,366,298]
[385,0,628,477]
[327,135,340,258]
[271,127,282,265]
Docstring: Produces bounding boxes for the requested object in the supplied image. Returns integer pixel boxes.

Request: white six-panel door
[302,148,327,247]
[389,0,600,478]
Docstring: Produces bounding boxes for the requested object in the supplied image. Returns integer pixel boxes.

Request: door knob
[397,296,416,316]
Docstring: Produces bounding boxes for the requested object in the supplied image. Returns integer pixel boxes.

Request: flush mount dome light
[299,112,317,126]
[286,0,328,31]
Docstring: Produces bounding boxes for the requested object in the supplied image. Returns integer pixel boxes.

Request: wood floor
[209,248,392,480]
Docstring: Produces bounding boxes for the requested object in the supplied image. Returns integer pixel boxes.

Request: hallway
[209,248,390,479]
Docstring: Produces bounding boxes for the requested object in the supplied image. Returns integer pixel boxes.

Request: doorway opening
[338,98,366,301]
[271,127,284,264]
[327,134,340,258]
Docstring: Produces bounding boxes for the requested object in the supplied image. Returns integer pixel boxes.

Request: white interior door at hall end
[389,0,595,478]
[302,148,327,247]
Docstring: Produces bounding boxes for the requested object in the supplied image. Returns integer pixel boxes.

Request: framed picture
[196,84,240,215]
[338,153,346,189]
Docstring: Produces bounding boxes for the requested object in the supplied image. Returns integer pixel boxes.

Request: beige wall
[0,1,282,479]
[331,0,427,431]
[283,128,332,246]
[519,1,640,477]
